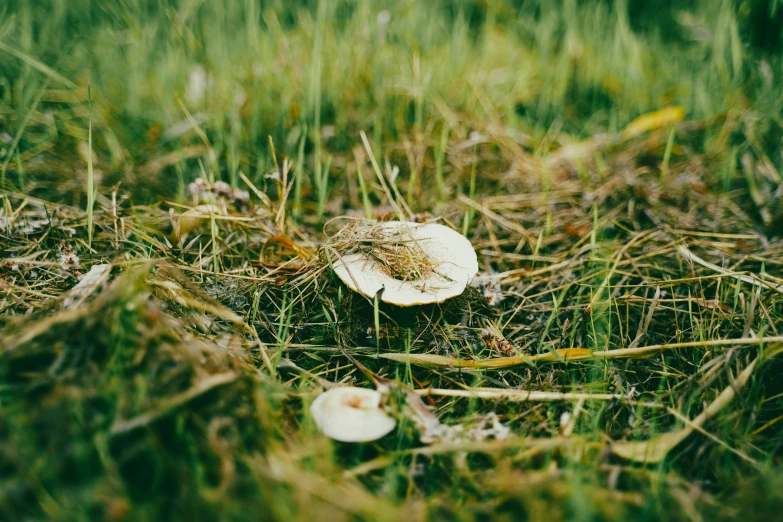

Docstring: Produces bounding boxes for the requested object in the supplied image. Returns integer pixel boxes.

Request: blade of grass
[660,127,675,185]
[293,125,307,220]
[0,39,76,89]
[1,77,50,187]
[461,143,478,236]
[86,84,95,252]
[316,155,332,220]
[356,159,373,219]
[435,125,449,203]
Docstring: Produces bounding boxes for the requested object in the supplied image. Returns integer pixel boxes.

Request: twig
[378,337,783,370]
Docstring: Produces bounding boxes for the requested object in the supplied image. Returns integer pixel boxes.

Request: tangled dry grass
[2,114,783,519]
[326,219,438,283]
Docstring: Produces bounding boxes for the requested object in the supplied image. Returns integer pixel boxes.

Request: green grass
[1,0,783,520]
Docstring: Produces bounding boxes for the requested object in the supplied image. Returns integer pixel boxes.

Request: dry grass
[326,219,438,282]
[2,115,782,519]
[2,1,783,520]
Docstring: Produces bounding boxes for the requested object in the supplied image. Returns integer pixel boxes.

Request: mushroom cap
[332,221,478,306]
[310,386,396,442]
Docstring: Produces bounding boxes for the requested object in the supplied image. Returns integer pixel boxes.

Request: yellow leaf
[621,106,685,140]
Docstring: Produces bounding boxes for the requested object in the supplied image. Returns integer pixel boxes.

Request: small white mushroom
[332,221,478,306]
[310,386,396,442]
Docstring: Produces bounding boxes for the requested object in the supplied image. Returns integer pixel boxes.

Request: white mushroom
[310,386,396,442]
[332,221,478,306]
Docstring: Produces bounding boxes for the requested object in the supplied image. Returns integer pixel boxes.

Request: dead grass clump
[326,219,436,282]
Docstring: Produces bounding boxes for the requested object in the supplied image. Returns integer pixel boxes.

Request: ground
[1,1,783,520]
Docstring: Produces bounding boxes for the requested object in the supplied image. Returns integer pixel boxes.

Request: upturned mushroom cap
[332,221,478,306]
[310,386,396,442]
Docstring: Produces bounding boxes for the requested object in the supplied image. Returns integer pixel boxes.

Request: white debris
[62,264,112,308]
[471,273,505,306]
[406,391,510,444]
[58,244,81,270]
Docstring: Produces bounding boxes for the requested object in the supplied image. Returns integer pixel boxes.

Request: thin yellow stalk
[379,337,783,370]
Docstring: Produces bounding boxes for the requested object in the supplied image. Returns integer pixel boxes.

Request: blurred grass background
[2,0,782,203]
